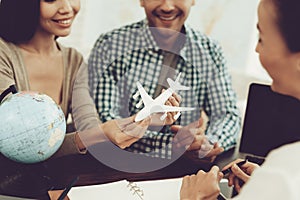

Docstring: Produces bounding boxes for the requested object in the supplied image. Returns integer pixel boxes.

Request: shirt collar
[139,19,193,58]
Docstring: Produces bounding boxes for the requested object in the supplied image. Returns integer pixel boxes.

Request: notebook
[68,178,182,200]
[239,83,300,162]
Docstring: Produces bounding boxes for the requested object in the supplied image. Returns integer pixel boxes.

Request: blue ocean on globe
[0,92,66,164]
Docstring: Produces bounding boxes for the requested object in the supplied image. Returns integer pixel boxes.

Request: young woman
[0,0,182,158]
[180,0,300,199]
[0,0,145,199]
[0,0,182,199]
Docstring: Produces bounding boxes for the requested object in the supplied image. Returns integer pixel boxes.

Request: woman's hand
[180,166,223,200]
[222,159,260,193]
[48,190,69,200]
[101,115,150,149]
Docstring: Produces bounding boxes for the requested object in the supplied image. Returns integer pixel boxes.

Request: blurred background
[58,0,271,116]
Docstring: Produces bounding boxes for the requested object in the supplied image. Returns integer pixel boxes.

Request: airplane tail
[167,73,190,91]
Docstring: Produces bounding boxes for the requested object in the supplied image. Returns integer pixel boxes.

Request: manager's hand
[222,159,259,193]
[180,166,223,200]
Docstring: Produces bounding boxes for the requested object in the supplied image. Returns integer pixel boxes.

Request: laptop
[239,83,300,163]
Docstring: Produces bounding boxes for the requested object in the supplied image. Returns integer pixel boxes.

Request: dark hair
[0,0,40,44]
[272,0,300,53]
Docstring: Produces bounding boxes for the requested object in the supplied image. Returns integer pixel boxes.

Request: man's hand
[171,118,224,162]
[180,166,223,200]
[222,159,259,193]
[150,92,182,126]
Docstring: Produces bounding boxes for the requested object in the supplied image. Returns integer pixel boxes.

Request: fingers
[228,171,235,187]
[209,166,224,182]
[222,158,245,171]
[168,94,180,107]
[170,125,182,132]
[165,100,176,122]
[205,146,224,158]
[172,92,182,104]
[197,117,204,130]
[208,166,220,177]
[200,166,222,199]
[173,131,195,149]
[231,163,250,183]
[163,92,181,122]
[115,117,135,131]
[124,118,150,138]
[234,177,242,193]
[184,119,201,129]
[186,135,205,151]
[225,160,252,189]
[138,116,151,127]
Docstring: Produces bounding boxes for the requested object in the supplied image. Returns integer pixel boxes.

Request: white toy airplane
[134,73,195,122]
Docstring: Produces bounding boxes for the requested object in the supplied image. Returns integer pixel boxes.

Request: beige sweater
[0,38,99,157]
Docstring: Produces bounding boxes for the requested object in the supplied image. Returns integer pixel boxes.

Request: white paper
[68,178,182,200]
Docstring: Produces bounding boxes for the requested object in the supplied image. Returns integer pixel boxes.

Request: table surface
[0,143,237,199]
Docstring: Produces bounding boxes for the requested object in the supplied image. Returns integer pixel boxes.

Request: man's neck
[150,26,186,53]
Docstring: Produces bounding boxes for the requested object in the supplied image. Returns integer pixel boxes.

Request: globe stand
[0,85,17,103]
[0,85,64,199]
[0,154,53,199]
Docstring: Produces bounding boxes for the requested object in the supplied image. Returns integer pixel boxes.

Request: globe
[0,91,66,164]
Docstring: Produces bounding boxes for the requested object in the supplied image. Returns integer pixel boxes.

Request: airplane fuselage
[134,73,194,122]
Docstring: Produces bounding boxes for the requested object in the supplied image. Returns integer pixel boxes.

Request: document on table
[68,177,182,200]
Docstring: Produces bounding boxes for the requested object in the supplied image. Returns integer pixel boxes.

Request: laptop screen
[239,83,300,158]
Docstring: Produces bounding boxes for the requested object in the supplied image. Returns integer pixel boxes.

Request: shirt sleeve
[204,41,241,150]
[232,169,295,200]
[71,62,100,131]
[51,132,86,158]
[232,144,300,200]
[0,39,15,94]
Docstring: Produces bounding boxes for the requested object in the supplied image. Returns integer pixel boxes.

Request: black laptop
[239,83,300,163]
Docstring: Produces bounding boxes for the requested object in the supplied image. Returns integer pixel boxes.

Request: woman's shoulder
[58,43,83,60]
[57,42,84,69]
[0,37,19,67]
[0,37,15,54]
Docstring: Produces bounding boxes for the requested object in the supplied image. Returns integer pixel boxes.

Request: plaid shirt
[88,19,241,159]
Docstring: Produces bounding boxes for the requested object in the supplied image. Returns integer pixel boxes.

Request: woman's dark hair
[0,0,40,44]
[272,0,300,52]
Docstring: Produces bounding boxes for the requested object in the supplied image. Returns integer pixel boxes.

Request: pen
[217,192,227,200]
[221,159,247,175]
[57,176,79,200]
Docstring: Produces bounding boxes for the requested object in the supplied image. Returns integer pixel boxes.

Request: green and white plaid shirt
[88,19,241,159]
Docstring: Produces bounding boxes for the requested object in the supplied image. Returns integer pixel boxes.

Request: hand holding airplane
[134,73,195,122]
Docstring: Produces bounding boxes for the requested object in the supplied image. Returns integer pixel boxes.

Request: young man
[88,0,240,160]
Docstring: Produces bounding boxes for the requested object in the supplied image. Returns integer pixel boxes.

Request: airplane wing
[136,81,153,106]
[151,105,195,113]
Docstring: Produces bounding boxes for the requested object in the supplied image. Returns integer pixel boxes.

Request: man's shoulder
[186,25,221,49]
[98,20,145,42]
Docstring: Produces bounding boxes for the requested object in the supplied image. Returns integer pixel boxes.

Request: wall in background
[59,0,270,81]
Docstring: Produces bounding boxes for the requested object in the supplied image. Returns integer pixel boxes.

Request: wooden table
[0,143,236,199]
